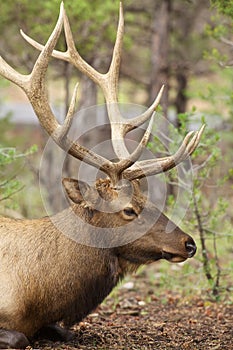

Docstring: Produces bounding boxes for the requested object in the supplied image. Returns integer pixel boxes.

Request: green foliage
[148,112,232,298]
[0,144,37,208]
[184,125,231,297]
[0,113,37,210]
[203,47,228,64]
[0,1,120,67]
[171,0,233,298]
[206,2,233,69]
[211,0,233,18]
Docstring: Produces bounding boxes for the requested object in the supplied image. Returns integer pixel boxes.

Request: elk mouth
[162,251,188,263]
[162,239,197,262]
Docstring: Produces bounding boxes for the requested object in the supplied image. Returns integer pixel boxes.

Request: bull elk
[0,3,204,349]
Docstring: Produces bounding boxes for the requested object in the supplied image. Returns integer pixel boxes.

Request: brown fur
[0,178,196,344]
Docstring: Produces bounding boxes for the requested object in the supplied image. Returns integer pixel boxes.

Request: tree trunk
[149,1,174,199]
[174,71,188,115]
[149,0,171,118]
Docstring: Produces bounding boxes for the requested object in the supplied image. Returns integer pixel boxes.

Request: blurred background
[0,0,232,299]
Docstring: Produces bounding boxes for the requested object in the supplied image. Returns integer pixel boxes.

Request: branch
[212,229,221,296]
[220,36,233,47]
[0,185,25,202]
[192,192,213,282]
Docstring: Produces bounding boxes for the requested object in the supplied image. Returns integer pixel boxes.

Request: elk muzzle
[162,236,197,263]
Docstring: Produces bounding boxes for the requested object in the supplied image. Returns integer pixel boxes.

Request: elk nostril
[185,239,197,257]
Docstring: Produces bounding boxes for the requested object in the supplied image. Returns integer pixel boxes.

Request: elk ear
[62,178,94,204]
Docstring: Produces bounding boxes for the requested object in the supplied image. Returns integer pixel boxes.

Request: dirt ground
[30,269,232,350]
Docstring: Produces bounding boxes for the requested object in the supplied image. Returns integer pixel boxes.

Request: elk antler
[21,2,163,162]
[0,2,205,185]
[123,125,205,180]
[0,4,117,180]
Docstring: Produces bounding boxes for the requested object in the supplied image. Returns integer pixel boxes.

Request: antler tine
[24,2,64,135]
[56,82,79,141]
[99,2,128,159]
[0,57,28,89]
[188,124,205,155]
[117,112,155,173]
[125,85,165,133]
[62,4,105,87]
[1,2,64,135]
[20,6,68,63]
[1,0,69,93]
[106,2,124,103]
[21,2,104,88]
[123,125,205,180]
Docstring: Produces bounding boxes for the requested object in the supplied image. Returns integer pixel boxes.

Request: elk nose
[185,238,197,257]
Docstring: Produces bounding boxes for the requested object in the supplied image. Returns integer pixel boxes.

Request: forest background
[0,0,233,302]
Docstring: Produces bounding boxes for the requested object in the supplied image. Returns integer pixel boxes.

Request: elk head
[0,2,204,264]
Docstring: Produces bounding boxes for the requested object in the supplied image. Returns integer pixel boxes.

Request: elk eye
[123,207,137,218]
